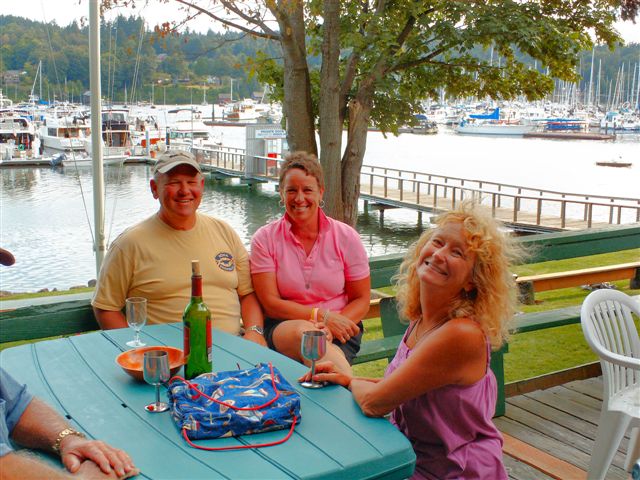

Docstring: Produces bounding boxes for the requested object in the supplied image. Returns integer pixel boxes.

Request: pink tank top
[385,324,507,480]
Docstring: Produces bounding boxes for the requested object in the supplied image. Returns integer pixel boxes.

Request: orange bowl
[116,346,184,382]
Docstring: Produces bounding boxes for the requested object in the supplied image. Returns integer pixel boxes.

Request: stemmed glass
[125,297,147,347]
[143,350,170,413]
[300,330,327,389]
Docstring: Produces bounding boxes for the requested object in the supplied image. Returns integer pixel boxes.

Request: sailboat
[456,108,535,136]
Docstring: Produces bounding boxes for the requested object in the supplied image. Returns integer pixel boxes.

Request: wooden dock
[523,131,616,140]
[193,146,640,232]
[499,376,631,480]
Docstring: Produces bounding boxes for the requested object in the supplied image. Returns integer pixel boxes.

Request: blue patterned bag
[168,363,301,450]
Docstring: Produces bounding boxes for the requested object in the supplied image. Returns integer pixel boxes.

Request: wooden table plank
[0,325,415,480]
[75,332,297,479]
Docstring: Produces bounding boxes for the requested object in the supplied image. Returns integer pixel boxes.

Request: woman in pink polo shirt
[301,203,520,479]
[250,151,371,373]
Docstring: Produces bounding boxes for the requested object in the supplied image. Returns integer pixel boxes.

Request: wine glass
[143,350,170,413]
[125,297,147,347]
[300,330,327,389]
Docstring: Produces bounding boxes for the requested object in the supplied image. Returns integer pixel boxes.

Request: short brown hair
[278,151,324,190]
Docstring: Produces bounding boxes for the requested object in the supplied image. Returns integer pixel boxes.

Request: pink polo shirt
[250,210,369,313]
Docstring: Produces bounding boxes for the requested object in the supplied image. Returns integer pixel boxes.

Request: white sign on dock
[256,128,287,139]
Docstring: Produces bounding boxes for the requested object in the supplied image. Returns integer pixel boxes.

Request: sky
[1,0,639,42]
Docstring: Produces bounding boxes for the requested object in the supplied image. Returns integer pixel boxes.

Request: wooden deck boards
[498,377,631,480]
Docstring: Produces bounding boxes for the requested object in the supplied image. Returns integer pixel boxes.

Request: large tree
[106,0,638,226]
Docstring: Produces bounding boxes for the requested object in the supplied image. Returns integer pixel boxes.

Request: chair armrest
[597,350,640,370]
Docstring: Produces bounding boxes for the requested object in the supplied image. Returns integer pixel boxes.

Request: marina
[1,124,639,293]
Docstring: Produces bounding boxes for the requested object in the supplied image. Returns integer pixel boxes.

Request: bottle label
[184,325,190,358]
[206,318,212,363]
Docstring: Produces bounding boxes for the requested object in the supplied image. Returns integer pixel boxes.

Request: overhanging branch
[171,0,280,40]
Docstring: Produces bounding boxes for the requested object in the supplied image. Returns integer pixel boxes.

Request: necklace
[412,317,448,343]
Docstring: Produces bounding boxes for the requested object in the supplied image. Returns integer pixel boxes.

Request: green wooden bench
[516,261,640,304]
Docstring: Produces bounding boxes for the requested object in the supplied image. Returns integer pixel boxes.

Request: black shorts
[263,317,364,365]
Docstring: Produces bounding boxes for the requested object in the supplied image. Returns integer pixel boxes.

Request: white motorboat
[0,109,39,158]
[166,107,220,148]
[40,112,91,151]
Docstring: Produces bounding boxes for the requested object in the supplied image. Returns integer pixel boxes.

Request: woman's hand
[324,311,360,343]
[298,361,352,388]
[313,321,334,343]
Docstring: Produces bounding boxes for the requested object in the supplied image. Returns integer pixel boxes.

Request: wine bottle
[183,260,212,379]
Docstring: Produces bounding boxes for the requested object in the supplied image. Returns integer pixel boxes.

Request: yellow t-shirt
[92,213,253,334]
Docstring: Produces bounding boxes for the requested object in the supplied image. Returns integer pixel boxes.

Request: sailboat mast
[89,0,106,274]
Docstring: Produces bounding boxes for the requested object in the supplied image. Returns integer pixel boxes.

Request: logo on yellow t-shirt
[215,252,235,271]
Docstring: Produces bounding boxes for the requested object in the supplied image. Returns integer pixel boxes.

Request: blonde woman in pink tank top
[300,202,523,479]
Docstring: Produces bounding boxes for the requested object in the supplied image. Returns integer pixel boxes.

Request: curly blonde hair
[394,202,523,350]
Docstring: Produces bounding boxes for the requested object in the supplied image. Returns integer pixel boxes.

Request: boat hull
[455,124,535,135]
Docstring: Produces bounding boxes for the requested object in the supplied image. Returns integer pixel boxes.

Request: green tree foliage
[0,14,278,102]
[163,0,637,225]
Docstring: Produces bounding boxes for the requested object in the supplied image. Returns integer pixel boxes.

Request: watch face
[249,325,264,335]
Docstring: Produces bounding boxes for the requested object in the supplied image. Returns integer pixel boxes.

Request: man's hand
[61,435,137,479]
[298,361,352,388]
[74,460,139,479]
[243,330,267,347]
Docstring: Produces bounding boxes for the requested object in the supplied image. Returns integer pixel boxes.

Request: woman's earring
[278,199,285,208]
[320,200,326,209]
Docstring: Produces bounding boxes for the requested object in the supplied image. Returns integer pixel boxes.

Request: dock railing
[190,148,640,229]
[360,166,640,228]
[193,145,246,173]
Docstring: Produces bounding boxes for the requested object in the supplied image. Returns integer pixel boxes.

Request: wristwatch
[53,428,86,454]
[246,325,264,335]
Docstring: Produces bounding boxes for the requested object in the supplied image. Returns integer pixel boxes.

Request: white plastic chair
[580,290,640,480]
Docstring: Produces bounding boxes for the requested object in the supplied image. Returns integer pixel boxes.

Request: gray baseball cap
[153,151,202,174]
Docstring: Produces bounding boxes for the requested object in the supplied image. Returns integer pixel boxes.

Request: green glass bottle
[183,260,212,379]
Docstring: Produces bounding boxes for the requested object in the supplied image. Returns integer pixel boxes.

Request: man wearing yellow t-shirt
[92,151,266,346]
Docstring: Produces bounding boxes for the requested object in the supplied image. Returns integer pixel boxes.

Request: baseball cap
[0,248,15,266]
[153,151,202,175]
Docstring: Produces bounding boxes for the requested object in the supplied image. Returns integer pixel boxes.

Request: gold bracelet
[52,428,86,455]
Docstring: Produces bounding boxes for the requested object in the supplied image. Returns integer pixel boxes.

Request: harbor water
[1,125,638,293]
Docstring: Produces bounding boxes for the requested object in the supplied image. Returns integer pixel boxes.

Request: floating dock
[523,131,615,140]
[0,158,57,167]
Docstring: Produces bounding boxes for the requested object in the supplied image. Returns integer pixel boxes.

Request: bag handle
[180,416,297,451]
[169,362,281,411]
[170,362,298,451]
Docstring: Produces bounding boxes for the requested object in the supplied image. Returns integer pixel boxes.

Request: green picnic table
[0,324,416,479]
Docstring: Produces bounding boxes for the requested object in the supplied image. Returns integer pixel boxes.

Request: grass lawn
[354,248,640,381]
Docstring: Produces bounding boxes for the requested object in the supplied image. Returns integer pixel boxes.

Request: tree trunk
[341,89,373,227]
[318,0,343,221]
[270,1,316,155]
